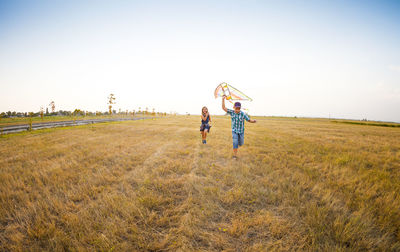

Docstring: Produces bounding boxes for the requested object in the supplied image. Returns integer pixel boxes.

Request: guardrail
[0,117,152,135]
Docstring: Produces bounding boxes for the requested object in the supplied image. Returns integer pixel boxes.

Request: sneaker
[202,140,206,144]
[232,155,238,160]
[204,140,207,144]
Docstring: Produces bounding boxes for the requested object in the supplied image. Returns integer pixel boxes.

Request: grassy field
[0,116,399,251]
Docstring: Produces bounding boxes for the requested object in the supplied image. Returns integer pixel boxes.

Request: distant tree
[108,94,116,115]
[73,109,84,116]
[40,107,44,119]
[58,110,70,116]
[49,101,55,113]
[46,107,49,115]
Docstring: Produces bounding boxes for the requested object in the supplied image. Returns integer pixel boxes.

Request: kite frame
[214,82,253,101]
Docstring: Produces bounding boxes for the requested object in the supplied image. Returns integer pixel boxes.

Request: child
[221,96,256,158]
[200,106,211,144]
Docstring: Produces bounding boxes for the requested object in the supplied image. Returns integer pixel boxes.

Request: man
[222,95,256,159]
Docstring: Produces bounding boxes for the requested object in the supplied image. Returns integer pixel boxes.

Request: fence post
[29,116,32,131]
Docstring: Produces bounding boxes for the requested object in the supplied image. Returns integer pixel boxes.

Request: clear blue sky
[1,0,399,122]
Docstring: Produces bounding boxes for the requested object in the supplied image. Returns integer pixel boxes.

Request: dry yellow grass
[1,116,399,251]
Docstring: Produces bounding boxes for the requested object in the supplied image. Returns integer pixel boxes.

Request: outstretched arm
[244,114,256,123]
[222,96,228,113]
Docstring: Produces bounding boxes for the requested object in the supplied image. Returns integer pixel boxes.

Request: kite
[215,82,252,113]
[214,82,252,101]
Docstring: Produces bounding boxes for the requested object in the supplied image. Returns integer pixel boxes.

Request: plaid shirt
[227,109,250,134]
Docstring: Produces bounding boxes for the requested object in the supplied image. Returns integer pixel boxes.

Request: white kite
[214,82,253,101]
[215,82,253,112]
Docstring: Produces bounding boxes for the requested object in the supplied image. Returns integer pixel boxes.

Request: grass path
[1,116,399,251]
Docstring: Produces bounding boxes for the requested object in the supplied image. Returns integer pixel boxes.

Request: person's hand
[222,95,226,100]
[253,119,257,123]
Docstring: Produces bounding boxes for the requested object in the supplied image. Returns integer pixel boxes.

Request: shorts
[200,124,211,132]
[232,131,244,149]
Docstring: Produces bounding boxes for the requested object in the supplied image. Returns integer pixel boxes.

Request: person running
[200,106,211,144]
[222,95,256,158]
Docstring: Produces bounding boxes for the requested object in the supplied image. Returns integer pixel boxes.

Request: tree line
[0,110,166,118]
[0,94,168,119]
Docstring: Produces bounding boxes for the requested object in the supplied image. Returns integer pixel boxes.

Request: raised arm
[222,96,228,112]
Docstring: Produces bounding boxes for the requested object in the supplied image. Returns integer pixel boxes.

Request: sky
[0,0,399,122]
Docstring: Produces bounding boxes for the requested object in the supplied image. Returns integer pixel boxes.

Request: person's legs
[201,130,205,143]
[232,132,239,157]
[238,133,244,147]
[204,129,208,143]
[233,148,238,157]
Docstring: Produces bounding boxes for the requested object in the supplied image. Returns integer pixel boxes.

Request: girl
[200,106,211,144]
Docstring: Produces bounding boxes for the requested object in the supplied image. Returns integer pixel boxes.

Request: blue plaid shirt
[227,109,250,134]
